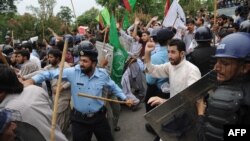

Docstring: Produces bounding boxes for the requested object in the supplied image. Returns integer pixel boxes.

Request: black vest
[204,85,244,140]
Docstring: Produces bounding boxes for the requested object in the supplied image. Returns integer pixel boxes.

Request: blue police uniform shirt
[151,43,161,55]
[146,46,169,89]
[32,65,127,113]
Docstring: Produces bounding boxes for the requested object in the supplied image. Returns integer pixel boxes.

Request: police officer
[196,32,250,141]
[23,44,132,141]
[188,26,216,76]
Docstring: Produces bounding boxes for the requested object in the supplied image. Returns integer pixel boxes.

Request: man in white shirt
[144,39,201,106]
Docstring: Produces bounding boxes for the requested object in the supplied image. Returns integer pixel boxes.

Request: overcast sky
[15,0,102,17]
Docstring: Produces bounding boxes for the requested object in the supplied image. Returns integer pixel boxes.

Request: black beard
[81,67,92,74]
[169,57,182,65]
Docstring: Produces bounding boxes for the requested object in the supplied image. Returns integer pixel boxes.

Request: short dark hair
[186,18,195,25]
[168,39,186,52]
[21,42,33,53]
[16,50,30,60]
[218,14,227,21]
[56,40,65,52]
[48,49,62,60]
[79,49,98,63]
[137,30,142,38]
[0,64,23,94]
[81,54,98,63]
[142,31,150,36]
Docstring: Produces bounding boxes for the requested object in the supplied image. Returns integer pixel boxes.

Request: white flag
[162,0,186,29]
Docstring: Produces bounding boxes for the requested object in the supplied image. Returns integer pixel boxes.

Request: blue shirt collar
[75,65,101,78]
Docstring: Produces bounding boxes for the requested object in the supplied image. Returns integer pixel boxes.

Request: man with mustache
[23,43,133,141]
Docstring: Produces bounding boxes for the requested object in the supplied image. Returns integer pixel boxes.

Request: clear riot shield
[144,70,217,141]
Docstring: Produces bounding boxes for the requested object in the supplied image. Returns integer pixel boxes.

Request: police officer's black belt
[73,106,106,118]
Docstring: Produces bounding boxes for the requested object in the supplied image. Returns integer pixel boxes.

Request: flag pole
[171,12,179,30]
[103,27,108,48]
[70,0,78,27]
[11,30,14,47]
[50,40,68,141]
[213,0,217,47]
[42,20,45,41]
[214,0,217,24]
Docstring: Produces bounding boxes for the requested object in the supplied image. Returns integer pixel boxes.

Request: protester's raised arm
[47,27,63,41]
[145,16,158,30]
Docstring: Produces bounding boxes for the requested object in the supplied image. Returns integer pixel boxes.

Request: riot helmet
[194,26,213,42]
[63,34,74,44]
[74,34,82,44]
[214,32,250,61]
[78,41,94,51]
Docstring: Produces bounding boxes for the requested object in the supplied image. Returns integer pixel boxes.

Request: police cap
[156,27,176,41]
[78,41,98,61]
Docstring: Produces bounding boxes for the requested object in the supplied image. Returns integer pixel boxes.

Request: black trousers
[145,84,170,112]
[71,109,114,141]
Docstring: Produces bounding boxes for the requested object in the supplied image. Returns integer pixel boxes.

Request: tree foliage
[4,13,62,41]
[57,6,74,24]
[0,0,17,42]
[8,13,37,40]
[0,0,17,13]
[77,7,99,29]
[27,0,56,20]
[0,0,65,43]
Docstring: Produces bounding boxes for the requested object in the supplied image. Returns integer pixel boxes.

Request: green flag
[109,15,128,86]
[129,0,137,10]
[122,11,130,30]
[100,7,110,26]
